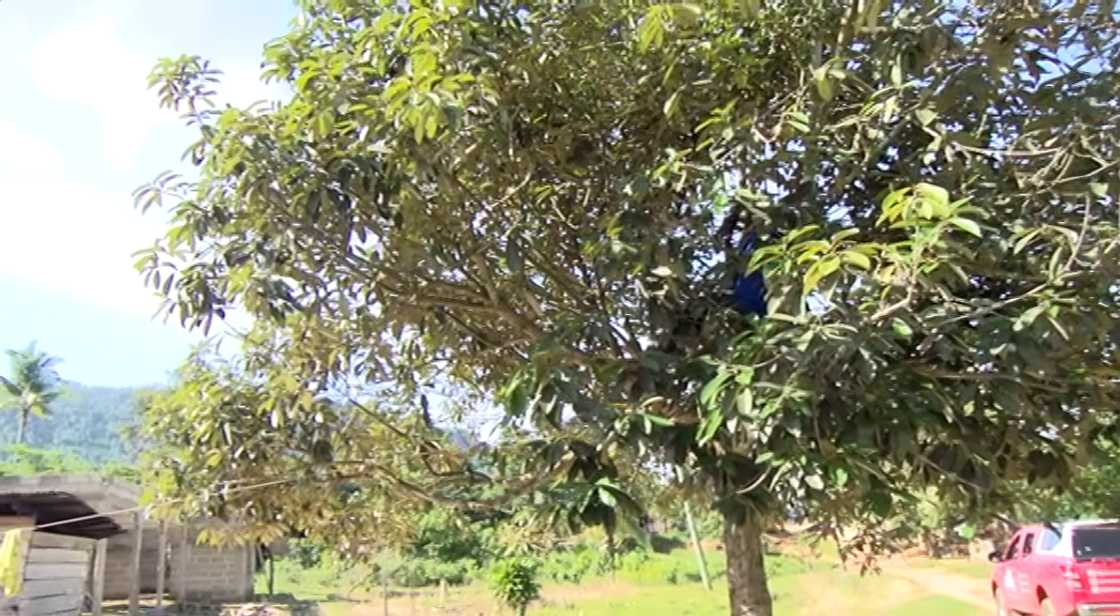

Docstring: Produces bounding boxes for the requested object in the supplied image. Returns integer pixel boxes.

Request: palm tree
[0,343,62,444]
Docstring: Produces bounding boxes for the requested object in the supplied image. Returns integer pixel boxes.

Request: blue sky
[0,0,296,387]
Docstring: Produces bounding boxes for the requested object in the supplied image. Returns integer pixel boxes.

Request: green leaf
[316,111,334,137]
[1013,229,1041,254]
[803,256,841,293]
[831,228,860,243]
[915,183,950,213]
[1090,182,1108,197]
[651,265,674,277]
[805,474,825,491]
[424,113,439,139]
[697,406,724,445]
[914,108,937,126]
[948,217,982,237]
[869,490,893,517]
[1014,304,1048,332]
[663,89,681,118]
[637,7,666,52]
[735,388,754,416]
[892,318,913,339]
[890,57,903,87]
[699,371,730,408]
[503,374,530,416]
[411,50,438,76]
[787,224,821,243]
[813,65,833,101]
[840,250,871,270]
[640,413,675,427]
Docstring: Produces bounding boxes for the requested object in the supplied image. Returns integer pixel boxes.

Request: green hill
[0,382,146,462]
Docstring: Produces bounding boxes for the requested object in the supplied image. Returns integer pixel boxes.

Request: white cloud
[28,12,287,171]
[0,122,167,317]
[30,16,162,170]
[2,8,288,318]
[0,122,64,176]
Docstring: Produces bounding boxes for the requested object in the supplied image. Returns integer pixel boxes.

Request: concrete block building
[0,475,256,613]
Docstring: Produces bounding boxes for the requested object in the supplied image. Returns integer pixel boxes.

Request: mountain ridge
[0,381,145,462]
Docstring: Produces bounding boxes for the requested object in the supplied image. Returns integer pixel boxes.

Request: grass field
[257,541,993,616]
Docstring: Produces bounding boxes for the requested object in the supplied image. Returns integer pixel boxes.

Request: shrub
[289,539,323,569]
[538,545,599,583]
[491,559,540,616]
[391,557,476,587]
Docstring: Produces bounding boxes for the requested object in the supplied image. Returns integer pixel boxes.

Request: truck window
[1023,533,1035,556]
[1005,535,1022,560]
[1074,526,1120,560]
[1039,529,1060,552]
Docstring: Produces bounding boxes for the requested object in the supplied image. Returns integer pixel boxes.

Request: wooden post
[129,510,146,616]
[684,502,712,591]
[92,538,108,616]
[381,571,389,616]
[268,549,275,599]
[156,519,168,607]
[242,543,253,600]
[176,524,191,609]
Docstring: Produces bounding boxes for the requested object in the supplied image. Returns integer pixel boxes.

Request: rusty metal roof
[0,475,141,539]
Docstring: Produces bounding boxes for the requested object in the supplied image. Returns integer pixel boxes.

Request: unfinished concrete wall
[174,539,254,602]
[103,526,254,602]
[103,527,163,599]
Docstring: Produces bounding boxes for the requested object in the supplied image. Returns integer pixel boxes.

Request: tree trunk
[17,409,28,444]
[724,511,773,616]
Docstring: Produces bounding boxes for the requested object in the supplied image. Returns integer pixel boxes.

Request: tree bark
[17,410,28,444]
[724,510,773,616]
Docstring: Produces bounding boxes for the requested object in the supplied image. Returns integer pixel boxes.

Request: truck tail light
[1062,564,1085,591]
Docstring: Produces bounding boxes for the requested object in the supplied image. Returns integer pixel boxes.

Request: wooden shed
[0,530,100,616]
[0,475,256,616]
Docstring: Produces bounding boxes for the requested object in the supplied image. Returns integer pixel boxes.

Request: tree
[0,343,62,445]
[136,2,1120,614]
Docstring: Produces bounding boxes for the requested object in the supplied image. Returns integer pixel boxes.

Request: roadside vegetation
[258,531,990,616]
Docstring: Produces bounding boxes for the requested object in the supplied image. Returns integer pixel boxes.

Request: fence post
[684,502,712,590]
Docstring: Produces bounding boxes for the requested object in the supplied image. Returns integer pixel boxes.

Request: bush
[391,557,477,587]
[491,559,540,616]
[538,544,600,583]
[289,539,323,569]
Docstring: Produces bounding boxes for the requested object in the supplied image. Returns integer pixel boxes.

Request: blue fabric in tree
[731,232,767,317]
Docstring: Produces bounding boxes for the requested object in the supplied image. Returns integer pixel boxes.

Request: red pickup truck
[992,521,1120,616]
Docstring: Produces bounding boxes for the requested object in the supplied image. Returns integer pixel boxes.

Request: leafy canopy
[137,0,1120,597]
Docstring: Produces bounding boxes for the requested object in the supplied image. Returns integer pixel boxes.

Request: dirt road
[885,559,992,609]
